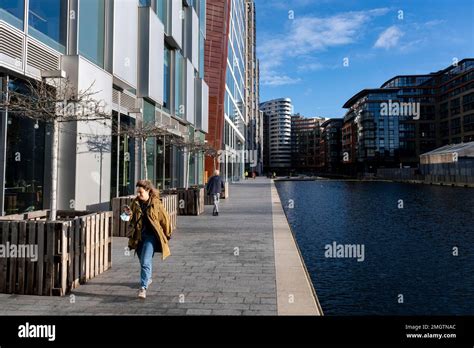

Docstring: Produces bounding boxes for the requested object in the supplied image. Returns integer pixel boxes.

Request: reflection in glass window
[174,51,185,118]
[139,0,153,6]
[4,79,46,214]
[28,0,67,53]
[199,32,204,79]
[157,0,167,27]
[0,0,24,30]
[111,111,136,198]
[79,0,105,67]
[199,0,206,31]
[143,101,156,184]
[163,45,171,111]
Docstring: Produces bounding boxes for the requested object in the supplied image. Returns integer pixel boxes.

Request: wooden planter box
[204,193,213,205]
[163,188,204,216]
[0,210,112,296]
[111,194,178,237]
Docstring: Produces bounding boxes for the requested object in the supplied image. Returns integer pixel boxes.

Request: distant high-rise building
[260,98,293,172]
[291,115,325,172]
[343,58,474,173]
[320,118,343,173]
[244,0,262,175]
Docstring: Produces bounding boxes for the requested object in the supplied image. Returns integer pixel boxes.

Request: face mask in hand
[120,212,130,222]
[121,205,131,222]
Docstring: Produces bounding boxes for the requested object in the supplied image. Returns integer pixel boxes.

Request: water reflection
[276,181,474,315]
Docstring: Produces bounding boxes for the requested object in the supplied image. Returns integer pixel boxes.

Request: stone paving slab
[0,178,321,315]
[0,178,278,315]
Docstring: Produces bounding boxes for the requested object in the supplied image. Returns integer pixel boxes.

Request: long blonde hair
[136,180,160,199]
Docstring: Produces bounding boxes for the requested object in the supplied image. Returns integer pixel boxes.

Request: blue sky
[256,0,474,118]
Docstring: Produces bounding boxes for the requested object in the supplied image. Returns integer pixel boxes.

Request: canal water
[275,180,474,315]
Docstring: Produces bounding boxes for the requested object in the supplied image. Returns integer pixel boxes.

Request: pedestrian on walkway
[245,170,248,180]
[206,169,225,216]
[127,180,172,299]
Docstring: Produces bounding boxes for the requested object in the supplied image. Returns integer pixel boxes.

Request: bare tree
[0,77,111,220]
[202,144,220,173]
[113,121,170,181]
[168,136,216,189]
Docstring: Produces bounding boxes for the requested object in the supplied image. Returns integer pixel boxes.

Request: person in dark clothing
[206,169,225,216]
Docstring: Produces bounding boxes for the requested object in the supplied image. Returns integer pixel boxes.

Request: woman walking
[127,180,172,299]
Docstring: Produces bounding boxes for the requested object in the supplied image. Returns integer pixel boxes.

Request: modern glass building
[0,0,209,214]
[320,118,343,173]
[221,0,247,181]
[260,98,293,172]
[204,0,258,182]
[342,59,474,173]
[244,0,262,176]
[431,59,474,145]
[291,115,324,172]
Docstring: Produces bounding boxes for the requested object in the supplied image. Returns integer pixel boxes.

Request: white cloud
[424,19,446,27]
[259,8,390,86]
[374,25,404,49]
[261,75,302,86]
[297,62,324,72]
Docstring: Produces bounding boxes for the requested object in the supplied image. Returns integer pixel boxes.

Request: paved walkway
[0,178,321,315]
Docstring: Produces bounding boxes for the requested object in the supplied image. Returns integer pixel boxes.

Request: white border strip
[271,180,323,315]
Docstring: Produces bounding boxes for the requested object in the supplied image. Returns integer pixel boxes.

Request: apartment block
[0,0,208,214]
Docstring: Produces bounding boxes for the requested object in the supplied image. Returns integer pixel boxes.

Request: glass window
[0,0,24,30]
[163,45,171,110]
[5,115,46,213]
[199,0,205,31]
[188,153,195,186]
[110,112,136,197]
[79,0,105,68]
[139,0,152,6]
[28,0,67,53]
[199,32,204,79]
[174,51,185,118]
[142,100,156,184]
[157,0,167,26]
[4,78,46,214]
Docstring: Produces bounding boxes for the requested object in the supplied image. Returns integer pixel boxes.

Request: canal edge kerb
[271,179,324,316]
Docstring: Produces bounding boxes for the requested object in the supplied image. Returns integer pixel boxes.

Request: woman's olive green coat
[127,195,172,260]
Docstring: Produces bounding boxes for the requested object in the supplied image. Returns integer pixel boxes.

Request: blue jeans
[136,230,160,289]
[213,193,220,214]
